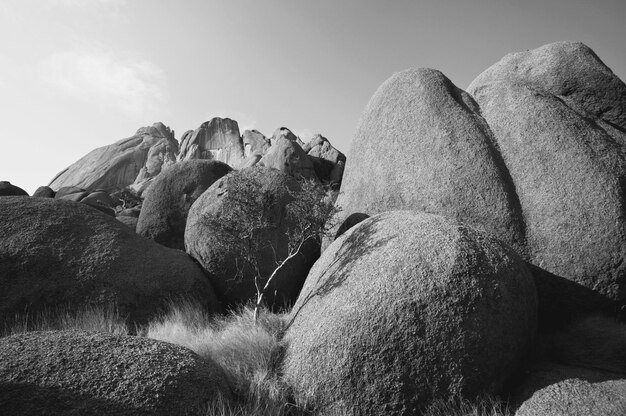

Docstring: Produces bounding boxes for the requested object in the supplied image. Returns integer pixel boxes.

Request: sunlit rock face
[177,117,244,166]
[49,122,178,193]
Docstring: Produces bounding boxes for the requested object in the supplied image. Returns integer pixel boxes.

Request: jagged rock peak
[177,117,244,166]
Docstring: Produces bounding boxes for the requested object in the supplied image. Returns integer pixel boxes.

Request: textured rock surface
[49,122,178,193]
[242,129,270,158]
[0,197,220,324]
[177,118,244,166]
[185,167,319,310]
[513,363,626,416]
[258,136,317,180]
[303,134,346,185]
[137,160,232,250]
[0,331,231,415]
[54,186,88,202]
[284,211,537,415]
[468,42,626,301]
[335,68,525,255]
[116,215,138,231]
[0,181,28,197]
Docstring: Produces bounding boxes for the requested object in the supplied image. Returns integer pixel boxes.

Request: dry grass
[3,301,516,415]
[146,301,294,414]
[1,303,129,337]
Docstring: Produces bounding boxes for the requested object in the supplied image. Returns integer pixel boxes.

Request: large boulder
[335,68,526,256]
[54,186,89,202]
[468,42,626,301]
[0,181,28,197]
[137,160,232,250]
[49,122,178,193]
[177,118,244,167]
[284,211,537,415]
[258,136,317,180]
[0,331,231,415]
[0,197,220,324]
[184,167,320,310]
[303,134,346,185]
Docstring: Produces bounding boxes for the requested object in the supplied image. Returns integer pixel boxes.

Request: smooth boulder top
[0,196,220,324]
[284,210,537,415]
[468,41,626,129]
[32,186,55,198]
[137,159,232,250]
[0,330,231,415]
[0,181,28,197]
[468,41,626,301]
[335,67,526,256]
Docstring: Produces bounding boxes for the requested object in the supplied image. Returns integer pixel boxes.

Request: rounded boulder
[0,330,231,415]
[185,167,320,310]
[284,211,537,415]
[0,197,220,324]
[137,160,232,250]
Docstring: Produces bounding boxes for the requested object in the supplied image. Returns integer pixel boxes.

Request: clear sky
[1,0,625,193]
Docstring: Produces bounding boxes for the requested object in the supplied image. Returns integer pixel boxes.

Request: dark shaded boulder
[177,118,244,167]
[303,134,346,185]
[0,181,28,197]
[258,136,317,180]
[335,68,526,256]
[0,331,231,415]
[137,160,232,250]
[32,186,55,198]
[334,212,370,240]
[184,167,320,310]
[0,197,220,324]
[284,211,537,415]
[55,186,89,202]
[49,122,178,193]
[81,191,117,217]
[468,42,626,302]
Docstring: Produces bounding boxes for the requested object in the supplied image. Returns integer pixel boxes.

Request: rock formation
[303,134,346,185]
[257,136,317,180]
[0,331,231,415]
[184,167,320,310]
[334,68,525,256]
[137,160,232,250]
[177,118,244,167]
[49,122,178,194]
[467,41,626,301]
[0,196,220,324]
[284,211,537,415]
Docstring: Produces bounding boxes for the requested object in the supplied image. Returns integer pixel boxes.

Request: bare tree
[214,173,339,321]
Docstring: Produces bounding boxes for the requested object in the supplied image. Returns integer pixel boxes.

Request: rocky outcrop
[0,181,28,197]
[49,122,178,193]
[0,331,231,415]
[468,42,626,301]
[242,129,271,158]
[284,211,537,415]
[137,160,232,250]
[0,196,220,324]
[303,134,346,185]
[184,167,320,310]
[335,68,525,256]
[258,136,317,180]
[177,118,244,167]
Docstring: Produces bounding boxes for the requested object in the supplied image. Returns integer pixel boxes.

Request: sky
[1,0,625,194]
